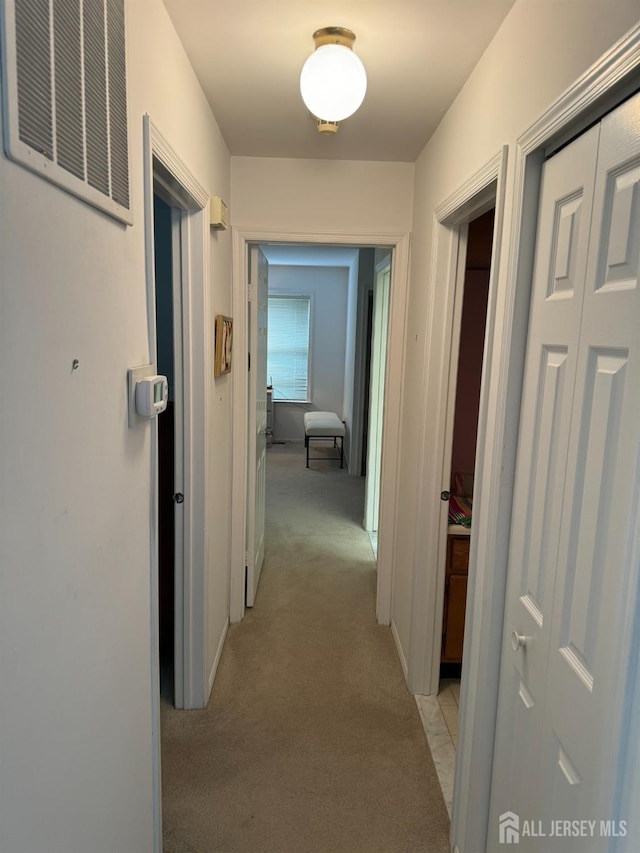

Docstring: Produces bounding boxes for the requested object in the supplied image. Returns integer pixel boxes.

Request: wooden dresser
[441,528,471,663]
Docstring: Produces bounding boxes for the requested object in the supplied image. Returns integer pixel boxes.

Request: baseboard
[391,618,409,680]
[207,617,229,700]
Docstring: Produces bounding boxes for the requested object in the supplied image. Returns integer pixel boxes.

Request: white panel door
[489,93,640,849]
[488,125,600,839]
[539,95,640,840]
[364,260,391,533]
[246,245,268,607]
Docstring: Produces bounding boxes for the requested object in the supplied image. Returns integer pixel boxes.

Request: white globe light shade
[300,44,367,122]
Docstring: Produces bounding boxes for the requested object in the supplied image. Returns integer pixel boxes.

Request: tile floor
[415,679,460,816]
[368,531,378,558]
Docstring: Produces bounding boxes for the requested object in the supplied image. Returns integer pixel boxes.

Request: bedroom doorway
[249,242,393,593]
[231,229,411,627]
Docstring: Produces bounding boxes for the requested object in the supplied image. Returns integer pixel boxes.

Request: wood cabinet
[441,531,470,663]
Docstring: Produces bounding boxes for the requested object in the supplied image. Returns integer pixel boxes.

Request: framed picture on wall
[214,315,233,377]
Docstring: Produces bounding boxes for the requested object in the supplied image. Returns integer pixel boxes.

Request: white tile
[368,531,378,558]
[416,694,448,730]
[437,683,457,706]
[415,695,456,817]
[451,681,461,706]
[441,703,458,739]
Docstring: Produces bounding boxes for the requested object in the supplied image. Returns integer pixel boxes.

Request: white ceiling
[162,0,516,163]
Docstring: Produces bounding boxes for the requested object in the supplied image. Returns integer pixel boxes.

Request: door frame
[408,147,508,700]
[143,116,210,850]
[447,24,640,853]
[230,228,411,626]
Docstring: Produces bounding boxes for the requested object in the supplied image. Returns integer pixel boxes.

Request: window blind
[267,295,311,401]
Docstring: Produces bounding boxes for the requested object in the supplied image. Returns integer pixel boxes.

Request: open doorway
[440,209,494,679]
[143,116,211,848]
[410,151,505,815]
[423,210,494,813]
[154,195,176,704]
[245,242,393,608]
[231,228,410,627]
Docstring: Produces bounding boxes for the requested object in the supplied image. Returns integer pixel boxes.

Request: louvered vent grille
[53,0,85,180]
[106,0,129,209]
[15,0,53,158]
[2,0,132,223]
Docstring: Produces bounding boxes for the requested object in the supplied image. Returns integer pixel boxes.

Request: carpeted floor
[161,442,450,852]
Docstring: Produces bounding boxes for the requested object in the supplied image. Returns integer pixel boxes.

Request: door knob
[173,492,184,504]
[511,631,530,651]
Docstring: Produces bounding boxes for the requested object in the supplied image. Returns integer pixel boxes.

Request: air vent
[1,0,132,224]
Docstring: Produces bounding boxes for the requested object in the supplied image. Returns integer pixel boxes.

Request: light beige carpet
[161,442,450,852]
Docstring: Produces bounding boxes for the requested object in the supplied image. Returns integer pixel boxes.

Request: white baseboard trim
[207,617,229,699]
[391,618,409,681]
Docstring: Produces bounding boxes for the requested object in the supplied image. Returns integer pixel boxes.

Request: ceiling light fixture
[300,27,367,123]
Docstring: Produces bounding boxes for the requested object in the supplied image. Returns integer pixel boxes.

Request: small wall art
[214,315,233,377]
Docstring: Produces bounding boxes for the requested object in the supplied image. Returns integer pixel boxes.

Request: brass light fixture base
[312,26,356,50]
[317,119,339,134]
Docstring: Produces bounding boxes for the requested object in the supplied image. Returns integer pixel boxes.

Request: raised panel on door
[541,93,640,833]
[488,125,600,843]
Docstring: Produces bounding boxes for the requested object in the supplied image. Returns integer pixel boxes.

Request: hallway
[160,443,450,852]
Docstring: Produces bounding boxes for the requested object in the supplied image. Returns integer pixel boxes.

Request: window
[267,295,311,401]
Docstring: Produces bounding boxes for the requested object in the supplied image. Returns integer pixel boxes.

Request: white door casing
[246,245,268,607]
[230,229,411,628]
[143,115,211,851]
[489,93,640,848]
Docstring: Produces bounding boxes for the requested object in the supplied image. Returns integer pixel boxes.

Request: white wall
[391,0,640,673]
[269,265,349,441]
[0,1,232,850]
[231,157,414,234]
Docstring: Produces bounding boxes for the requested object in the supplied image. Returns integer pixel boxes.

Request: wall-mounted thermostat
[209,196,228,230]
[127,365,168,427]
[135,375,168,417]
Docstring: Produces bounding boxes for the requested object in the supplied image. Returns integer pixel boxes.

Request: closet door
[488,124,599,842]
[489,92,640,849]
[540,93,640,834]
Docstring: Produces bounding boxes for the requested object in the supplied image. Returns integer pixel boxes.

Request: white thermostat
[127,365,168,427]
[136,375,168,417]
